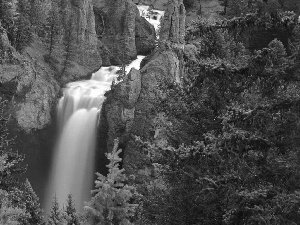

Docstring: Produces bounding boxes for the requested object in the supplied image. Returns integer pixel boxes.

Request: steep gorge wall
[1,0,105,131]
[0,0,104,200]
[50,0,103,84]
[99,0,186,179]
[93,0,156,65]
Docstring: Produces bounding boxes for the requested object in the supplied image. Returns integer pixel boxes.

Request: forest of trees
[0,0,74,74]
[136,1,300,224]
[1,0,300,224]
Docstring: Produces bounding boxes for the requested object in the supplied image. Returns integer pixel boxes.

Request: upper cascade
[133,0,169,10]
[160,0,186,48]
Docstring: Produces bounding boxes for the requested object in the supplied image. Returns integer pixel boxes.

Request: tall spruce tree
[61,13,76,76]
[48,195,62,225]
[45,1,61,56]
[14,0,33,52]
[0,189,25,225]
[0,0,15,30]
[85,139,139,225]
[20,179,44,225]
[0,99,29,224]
[0,0,16,45]
[64,194,79,225]
[0,98,25,192]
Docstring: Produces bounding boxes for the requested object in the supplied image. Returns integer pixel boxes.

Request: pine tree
[0,99,27,224]
[0,0,15,30]
[45,1,61,56]
[84,139,139,225]
[20,179,44,225]
[64,194,79,225]
[14,0,33,52]
[29,0,49,36]
[0,189,25,225]
[61,13,76,75]
[0,0,17,46]
[48,195,62,225]
[0,98,25,191]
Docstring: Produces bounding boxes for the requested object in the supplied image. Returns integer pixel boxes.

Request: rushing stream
[44,6,164,212]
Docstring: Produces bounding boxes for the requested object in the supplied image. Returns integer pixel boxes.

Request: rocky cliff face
[1,31,59,132]
[160,0,186,48]
[1,0,104,131]
[1,0,104,198]
[1,24,60,198]
[93,0,156,65]
[50,0,103,84]
[99,0,186,179]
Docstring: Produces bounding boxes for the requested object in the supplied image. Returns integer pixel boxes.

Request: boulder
[135,17,156,55]
[114,68,142,108]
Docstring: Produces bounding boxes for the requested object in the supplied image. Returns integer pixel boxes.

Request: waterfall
[44,5,164,213]
[44,57,145,212]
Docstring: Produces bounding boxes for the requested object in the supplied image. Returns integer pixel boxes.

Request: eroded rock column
[99,0,186,181]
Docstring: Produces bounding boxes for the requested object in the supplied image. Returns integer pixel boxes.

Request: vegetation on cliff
[0,99,44,224]
[2,0,300,224]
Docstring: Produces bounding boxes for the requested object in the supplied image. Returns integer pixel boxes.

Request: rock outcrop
[99,0,186,179]
[46,0,102,84]
[103,68,141,152]
[93,0,156,65]
[135,17,156,55]
[160,0,186,48]
[1,32,59,132]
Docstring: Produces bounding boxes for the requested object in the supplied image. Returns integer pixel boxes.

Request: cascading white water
[45,57,145,212]
[44,5,164,212]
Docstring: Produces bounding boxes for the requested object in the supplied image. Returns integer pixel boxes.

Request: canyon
[0,0,185,210]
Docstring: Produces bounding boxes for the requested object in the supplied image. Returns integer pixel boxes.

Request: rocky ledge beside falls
[98,0,186,180]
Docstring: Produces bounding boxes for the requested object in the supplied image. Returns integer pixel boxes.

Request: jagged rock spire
[160,0,186,47]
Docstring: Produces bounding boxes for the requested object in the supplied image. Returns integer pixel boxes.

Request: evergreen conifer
[21,179,44,225]
[64,194,79,225]
[48,195,62,225]
[85,139,139,225]
[45,1,61,56]
[14,0,33,51]
[61,13,76,75]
